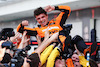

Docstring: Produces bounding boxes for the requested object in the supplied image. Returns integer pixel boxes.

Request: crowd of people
[0,5,99,67]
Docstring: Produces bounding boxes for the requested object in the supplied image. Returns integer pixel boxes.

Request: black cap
[71,35,87,53]
[1,28,15,37]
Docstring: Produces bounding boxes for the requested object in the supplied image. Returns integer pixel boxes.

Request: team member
[17,5,71,67]
[16,5,71,38]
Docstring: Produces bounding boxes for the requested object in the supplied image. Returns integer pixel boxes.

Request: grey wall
[67,7,100,41]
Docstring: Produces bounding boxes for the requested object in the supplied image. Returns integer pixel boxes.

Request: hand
[10,32,22,42]
[23,57,30,67]
[36,35,41,46]
[22,20,29,26]
[18,31,30,49]
[44,5,55,12]
[21,31,30,45]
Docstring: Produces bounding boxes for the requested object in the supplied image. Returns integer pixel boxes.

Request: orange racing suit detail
[16,5,71,38]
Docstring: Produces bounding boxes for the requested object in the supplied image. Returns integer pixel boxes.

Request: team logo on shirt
[42,26,59,34]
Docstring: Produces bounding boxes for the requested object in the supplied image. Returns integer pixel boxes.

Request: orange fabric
[58,35,66,51]
[62,43,65,51]
[58,35,66,43]
[66,58,74,67]
[56,5,71,21]
[16,23,62,38]
[16,24,21,32]
[58,5,71,13]
[32,52,35,54]
[83,46,91,56]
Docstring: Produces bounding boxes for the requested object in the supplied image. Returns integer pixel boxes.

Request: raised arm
[44,5,71,27]
[16,20,29,32]
[34,32,59,54]
[16,20,37,34]
[55,5,71,27]
[18,31,30,49]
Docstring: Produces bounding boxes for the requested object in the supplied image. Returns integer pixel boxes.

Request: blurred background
[0,0,100,42]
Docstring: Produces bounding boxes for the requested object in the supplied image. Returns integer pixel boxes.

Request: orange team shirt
[16,5,71,38]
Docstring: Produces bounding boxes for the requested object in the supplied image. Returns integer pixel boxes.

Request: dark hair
[34,7,47,17]
[1,53,11,64]
[27,53,40,67]
[71,35,87,53]
[0,28,15,40]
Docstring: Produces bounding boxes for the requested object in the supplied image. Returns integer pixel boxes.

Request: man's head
[54,57,66,67]
[34,7,48,26]
[71,53,79,62]
[23,53,41,67]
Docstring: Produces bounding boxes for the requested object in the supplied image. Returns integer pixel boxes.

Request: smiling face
[35,13,48,27]
[71,54,79,62]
